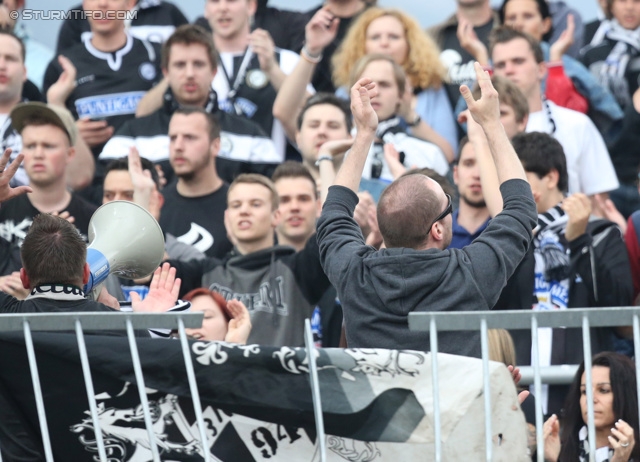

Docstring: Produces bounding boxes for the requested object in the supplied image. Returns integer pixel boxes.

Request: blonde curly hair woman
[331,7,458,160]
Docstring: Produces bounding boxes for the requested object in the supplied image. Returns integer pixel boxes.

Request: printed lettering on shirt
[176,223,214,253]
[211,277,288,316]
[75,91,148,118]
[219,97,258,119]
[440,49,476,86]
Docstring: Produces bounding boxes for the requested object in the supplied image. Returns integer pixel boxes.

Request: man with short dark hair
[317,63,538,356]
[171,173,331,347]
[154,107,232,259]
[0,212,179,316]
[100,24,278,182]
[489,26,619,200]
[272,161,320,252]
[509,131,633,417]
[293,93,353,186]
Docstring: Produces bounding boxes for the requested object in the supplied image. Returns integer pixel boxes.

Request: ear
[546,169,560,190]
[82,262,91,285]
[517,114,529,134]
[19,268,30,290]
[271,208,281,228]
[66,145,76,163]
[162,66,168,78]
[315,197,321,218]
[248,0,258,17]
[541,17,552,36]
[537,61,547,80]
[428,221,445,245]
[452,164,459,185]
[210,137,221,159]
[295,131,302,149]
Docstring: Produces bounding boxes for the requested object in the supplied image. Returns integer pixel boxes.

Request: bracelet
[408,114,421,127]
[315,155,333,166]
[301,45,323,64]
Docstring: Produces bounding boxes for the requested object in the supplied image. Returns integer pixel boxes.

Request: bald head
[377,174,449,249]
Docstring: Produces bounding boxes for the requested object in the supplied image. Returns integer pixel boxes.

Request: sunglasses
[430,194,452,230]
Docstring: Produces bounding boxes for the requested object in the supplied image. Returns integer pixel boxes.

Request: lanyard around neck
[219,47,254,102]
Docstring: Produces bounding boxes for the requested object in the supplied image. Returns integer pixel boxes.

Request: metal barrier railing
[409,306,640,462]
[0,307,636,462]
[0,312,204,462]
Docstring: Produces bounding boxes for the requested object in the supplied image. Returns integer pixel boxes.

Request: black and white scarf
[590,19,640,108]
[534,205,571,282]
[27,284,85,301]
[579,425,614,462]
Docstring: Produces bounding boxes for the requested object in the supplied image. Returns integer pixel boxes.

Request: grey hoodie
[317,179,537,357]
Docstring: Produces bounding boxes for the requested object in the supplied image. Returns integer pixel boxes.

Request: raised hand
[543,414,561,462]
[50,210,76,224]
[224,299,252,344]
[350,78,378,133]
[47,55,77,107]
[561,193,591,242]
[457,19,489,66]
[317,138,353,159]
[128,146,155,210]
[250,29,277,73]
[305,7,340,57]
[460,62,500,128]
[0,149,32,204]
[0,272,29,300]
[610,419,635,462]
[131,263,181,313]
[550,14,575,62]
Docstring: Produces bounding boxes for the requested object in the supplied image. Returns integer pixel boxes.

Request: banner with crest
[0,333,528,461]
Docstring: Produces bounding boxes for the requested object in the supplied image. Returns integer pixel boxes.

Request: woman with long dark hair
[544,352,639,461]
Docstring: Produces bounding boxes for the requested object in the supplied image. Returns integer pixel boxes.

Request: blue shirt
[449,209,491,249]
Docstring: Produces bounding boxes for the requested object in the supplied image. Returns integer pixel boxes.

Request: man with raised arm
[316,63,538,356]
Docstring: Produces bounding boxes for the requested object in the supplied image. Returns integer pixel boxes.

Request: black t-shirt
[0,193,97,246]
[43,33,162,158]
[56,1,189,53]
[438,18,495,108]
[159,182,233,259]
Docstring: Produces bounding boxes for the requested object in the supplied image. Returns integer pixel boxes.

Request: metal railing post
[304,319,326,462]
[429,317,442,462]
[480,318,492,462]
[634,314,640,442]
[531,315,544,462]
[582,315,596,462]
[125,319,161,462]
[74,319,107,462]
[177,317,212,462]
[23,320,54,462]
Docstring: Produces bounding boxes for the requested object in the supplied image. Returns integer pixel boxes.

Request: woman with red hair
[182,288,252,344]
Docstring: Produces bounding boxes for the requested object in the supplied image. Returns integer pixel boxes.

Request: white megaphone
[84,201,165,294]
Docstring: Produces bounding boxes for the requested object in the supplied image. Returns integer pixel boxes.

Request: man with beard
[158,107,232,259]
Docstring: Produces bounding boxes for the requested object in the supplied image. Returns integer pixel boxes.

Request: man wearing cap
[0,102,97,271]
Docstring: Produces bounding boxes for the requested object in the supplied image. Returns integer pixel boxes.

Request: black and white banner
[0,333,528,461]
